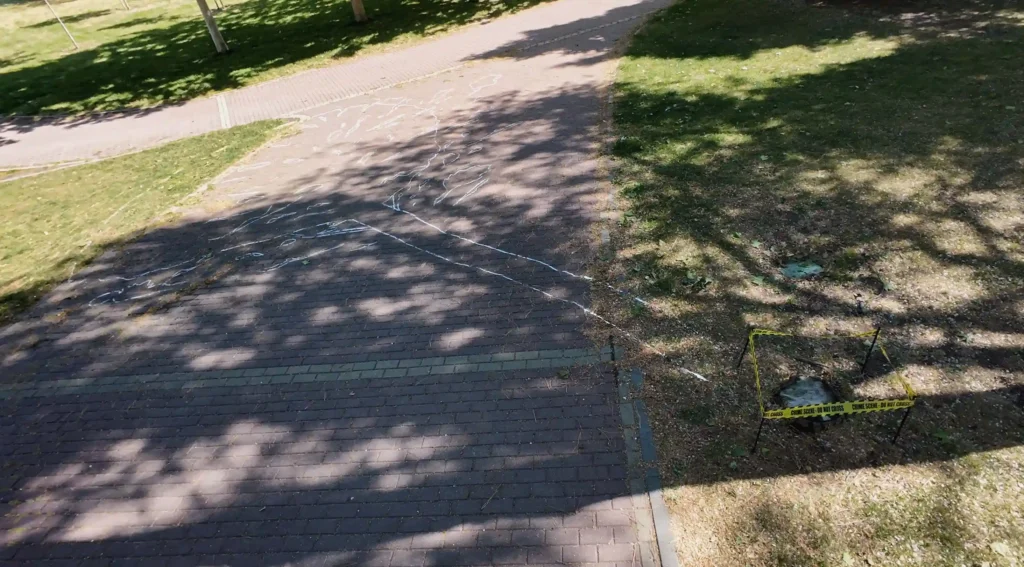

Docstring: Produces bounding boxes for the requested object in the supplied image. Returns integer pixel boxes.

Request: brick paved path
[0,0,664,168]
[0,1,672,565]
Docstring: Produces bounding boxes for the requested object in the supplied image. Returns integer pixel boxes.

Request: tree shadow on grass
[604,0,1024,487]
[97,14,167,32]
[0,52,30,69]
[23,9,111,28]
[0,0,553,116]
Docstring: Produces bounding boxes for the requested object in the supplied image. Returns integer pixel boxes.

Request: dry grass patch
[599,0,1024,565]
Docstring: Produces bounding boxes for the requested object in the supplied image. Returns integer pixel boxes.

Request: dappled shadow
[0,78,609,379]
[0,50,31,70]
[0,52,30,70]
[1,365,630,565]
[0,105,173,138]
[603,0,1024,489]
[0,0,552,116]
[2,0,1024,562]
[97,14,166,31]
[0,73,652,564]
[24,8,110,28]
[471,0,672,64]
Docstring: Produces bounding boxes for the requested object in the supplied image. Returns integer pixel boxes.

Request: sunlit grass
[0,120,281,322]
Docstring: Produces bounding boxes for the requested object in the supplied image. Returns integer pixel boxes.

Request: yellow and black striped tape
[763,398,914,420]
[747,328,915,420]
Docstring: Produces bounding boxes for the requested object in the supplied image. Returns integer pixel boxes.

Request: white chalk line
[78,56,703,377]
[384,205,651,308]
[352,217,706,381]
[87,220,372,306]
[265,241,372,273]
[321,81,682,371]
[340,80,696,374]
[89,255,212,306]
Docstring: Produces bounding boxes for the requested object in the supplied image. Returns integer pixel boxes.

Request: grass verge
[0,0,551,115]
[0,120,282,323]
[601,0,1024,565]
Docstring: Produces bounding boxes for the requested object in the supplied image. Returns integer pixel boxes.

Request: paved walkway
[0,0,676,565]
[0,0,661,168]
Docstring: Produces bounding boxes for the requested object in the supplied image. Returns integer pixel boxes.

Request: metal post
[734,331,751,370]
[751,417,766,453]
[892,406,912,444]
[861,327,881,374]
[195,0,230,53]
[44,0,79,50]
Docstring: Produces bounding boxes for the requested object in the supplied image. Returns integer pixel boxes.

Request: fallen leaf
[990,542,1011,556]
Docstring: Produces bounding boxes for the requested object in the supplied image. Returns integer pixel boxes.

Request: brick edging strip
[0,346,625,400]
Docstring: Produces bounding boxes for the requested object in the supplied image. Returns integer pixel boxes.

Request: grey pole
[195,0,230,53]
[43,0,79,50]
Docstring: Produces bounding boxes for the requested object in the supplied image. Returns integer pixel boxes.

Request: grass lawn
[0,120,282,323]
[602,0,1024,565]
[0,0,550,115]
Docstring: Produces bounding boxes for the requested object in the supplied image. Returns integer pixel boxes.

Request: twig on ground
[481,485,501,510]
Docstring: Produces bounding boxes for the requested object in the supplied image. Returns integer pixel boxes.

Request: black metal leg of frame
[861,327,881,374]
[892,406,912,445]
[752,417,766,453]
[734,337,750,371]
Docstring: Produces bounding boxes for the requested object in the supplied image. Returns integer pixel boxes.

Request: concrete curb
[635,398,681,567]
[620,367,681,567]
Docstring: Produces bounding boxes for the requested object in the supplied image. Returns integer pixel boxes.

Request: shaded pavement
[0,1,675,565]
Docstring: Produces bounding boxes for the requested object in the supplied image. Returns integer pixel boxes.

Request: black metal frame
[861,327,881,374]
[738,326,913,453]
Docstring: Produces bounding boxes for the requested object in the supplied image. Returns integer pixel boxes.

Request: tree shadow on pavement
[0,80,639,565]
[1,1,1024,564]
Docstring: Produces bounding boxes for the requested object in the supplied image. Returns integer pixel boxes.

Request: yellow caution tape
[879,343,916,399]
[745,327,915,420]
[763,398,914,420]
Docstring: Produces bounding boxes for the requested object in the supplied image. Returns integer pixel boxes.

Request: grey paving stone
[0,4,672,565]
